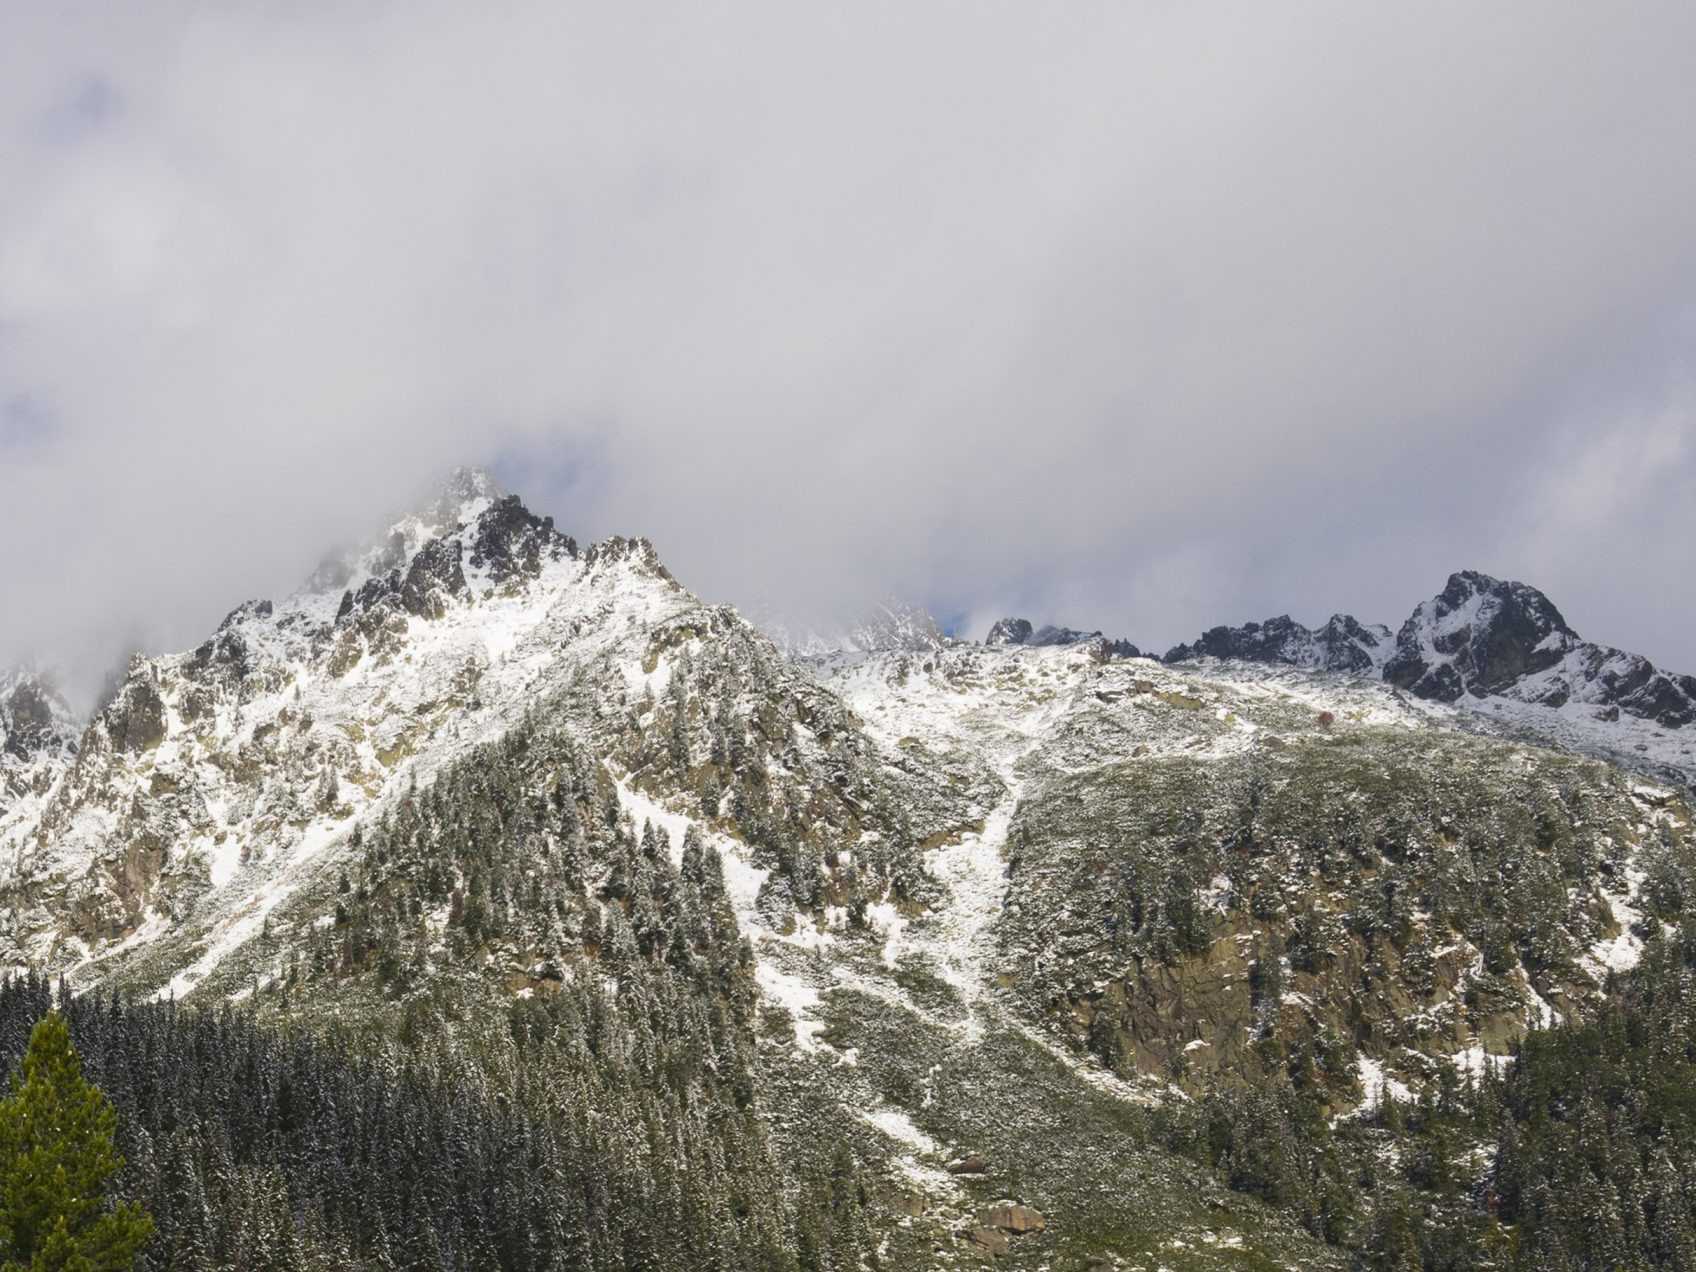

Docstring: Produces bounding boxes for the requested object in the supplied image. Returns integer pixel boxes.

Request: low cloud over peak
[4,3,1695,700]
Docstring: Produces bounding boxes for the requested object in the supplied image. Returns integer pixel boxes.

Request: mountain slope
[1165,613,1392,676]
[7,480,1696,1268]
[1164,570,1696,787]
[0,472,960,1001]
[1384,569,1696,729]
[0,474,1346,1266]
[985,616,1141,659]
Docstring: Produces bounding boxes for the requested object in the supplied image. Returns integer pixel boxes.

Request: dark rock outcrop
[1385,571,1696,727]
[468,495,577,584]
[584,535,673,582]
[101,672,167,754]
[985,617,1033,647]
[1,673,77,763]
[1165,613,1390,674]
[400,537,469,619]
[986,616,1139,659]
[1384,571,1578,701]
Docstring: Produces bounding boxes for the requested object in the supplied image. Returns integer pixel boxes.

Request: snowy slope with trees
[5,471,1696,1268]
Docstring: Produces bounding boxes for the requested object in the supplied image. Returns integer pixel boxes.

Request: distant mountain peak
[984,617,1033,647]
[756,599,950,659]
[1385,569,1582,701]
[1162,570,1695,760]
[0,666,79,764]
[1384,569,1696,730]
[1165,612,1392,675]
[985,616,1140,658]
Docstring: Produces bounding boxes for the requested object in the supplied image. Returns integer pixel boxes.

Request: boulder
[983,1203,1046,1234]
[967,1227,1009,1256]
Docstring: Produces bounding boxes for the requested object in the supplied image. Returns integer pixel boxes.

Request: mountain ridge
[1160,568,1696,785]
[5,471,1696,1268]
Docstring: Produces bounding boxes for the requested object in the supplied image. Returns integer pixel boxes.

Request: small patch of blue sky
[930,607,974,640]
[490,435,613,538]
[0,397,57,455]
[36,74,120,147]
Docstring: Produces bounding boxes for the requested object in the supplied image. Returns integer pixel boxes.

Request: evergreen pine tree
[0,1011,153,1271]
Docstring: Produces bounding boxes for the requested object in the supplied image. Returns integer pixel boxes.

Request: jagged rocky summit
[0,468,728,980]
[5,468,1696,1269]
[985,615,1140,659]
[1163,612,1391,675]
[1384,569,1696,727]
[1161,568,1696,782]
[0,668,79,765]
[1164,569,1696,729]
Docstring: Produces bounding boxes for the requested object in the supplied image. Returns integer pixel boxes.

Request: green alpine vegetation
[4,474,1695,1268]
[0,1011,152,1272]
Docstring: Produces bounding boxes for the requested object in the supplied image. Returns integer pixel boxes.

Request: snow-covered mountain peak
[1161,571,1693,783]
[1383,569,1580,702]
[1165,611,1392,675]
[983,615,1141,658]
[1386,570,1587,702]
[757,598,950,660]
[301,465,509,598]
[0,666,78,764]
[0,480,713,986]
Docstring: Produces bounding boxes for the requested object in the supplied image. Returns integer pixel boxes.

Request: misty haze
[2,6,1695,1271]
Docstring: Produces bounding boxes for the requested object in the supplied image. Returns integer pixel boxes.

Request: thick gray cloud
[3,2,1695,706]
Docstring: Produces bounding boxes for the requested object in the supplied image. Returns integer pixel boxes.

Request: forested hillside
[5,474,1696,1269]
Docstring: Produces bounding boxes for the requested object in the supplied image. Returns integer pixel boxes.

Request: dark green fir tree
[0,1011,153,1271]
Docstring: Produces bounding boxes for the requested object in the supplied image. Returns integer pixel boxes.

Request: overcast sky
[4,3,1695,705]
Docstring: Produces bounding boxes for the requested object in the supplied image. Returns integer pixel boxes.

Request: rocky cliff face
[0,670,78,765]
[1383,570,1581,701]
[1165,613,1393,675]
[0,671,81,895]
[1161,571,1696,784]
[1385,570,1696,728]
[8,476,1696,1268]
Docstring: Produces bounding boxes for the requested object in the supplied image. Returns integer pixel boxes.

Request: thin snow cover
[1202,873,1233,915]
[919,789,1019,1045]
[857,1105,962,1198]
[615,777,691,869]
[860,1106,940,1155]
[4,473,716,995]
[156,818,345,1001]
[206,831,243,890]
[1355,1052,1414,1111]
[1519,969,1563,1029]
[1468,690,1696,785]
[612,770,845,1052]
[1448,1045,1509,1081]
[755,961,826,1052]
[1580,863,1651,980]
[863,900,907,968]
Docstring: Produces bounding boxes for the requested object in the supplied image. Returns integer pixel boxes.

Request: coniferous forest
[0,968,872,1272]
[1,712,878,1271]
[16,928,1696,1270]
[5,699,1696,1268]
